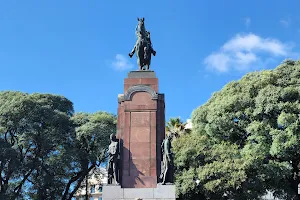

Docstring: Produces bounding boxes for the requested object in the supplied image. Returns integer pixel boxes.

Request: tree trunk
[85,168,88,200]
[291,159,300,200]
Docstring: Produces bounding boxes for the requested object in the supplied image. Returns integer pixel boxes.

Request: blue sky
[0,0,300,121]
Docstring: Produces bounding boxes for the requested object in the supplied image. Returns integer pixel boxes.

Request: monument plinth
[117,71,165,188]
[103,17,175,200]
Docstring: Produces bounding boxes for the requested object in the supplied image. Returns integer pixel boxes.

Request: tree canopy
[166,117,190,139]
[174,60,300,199]
[0,91,116,199]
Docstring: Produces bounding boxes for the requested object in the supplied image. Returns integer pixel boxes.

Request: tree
[0,91,116,199]
[166,117,190,139]
[173,60,300,199]
[65,111,116,200]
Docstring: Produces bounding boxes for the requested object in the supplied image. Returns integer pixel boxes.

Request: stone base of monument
[102,184,176,200]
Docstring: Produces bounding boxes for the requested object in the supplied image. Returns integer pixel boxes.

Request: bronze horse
[129,18,156,70]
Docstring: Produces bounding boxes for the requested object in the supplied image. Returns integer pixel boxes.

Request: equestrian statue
[129,17,156,71]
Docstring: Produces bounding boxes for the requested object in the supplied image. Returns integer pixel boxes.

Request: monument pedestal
[117,71,165,188]
[102,184,176,200]
[103,71,175,200]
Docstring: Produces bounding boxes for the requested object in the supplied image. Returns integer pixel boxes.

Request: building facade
[74,167,107,200]
[185,119,192,130]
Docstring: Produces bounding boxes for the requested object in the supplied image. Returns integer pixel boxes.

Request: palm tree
[165,117,191,139]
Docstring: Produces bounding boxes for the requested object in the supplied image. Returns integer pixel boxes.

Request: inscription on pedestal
[131,112,150,127]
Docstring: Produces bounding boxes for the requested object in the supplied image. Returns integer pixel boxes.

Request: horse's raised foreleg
[152,49,156,56]
[129,46,136,58]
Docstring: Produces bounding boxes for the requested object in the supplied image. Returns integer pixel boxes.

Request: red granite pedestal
[117,71,165,188]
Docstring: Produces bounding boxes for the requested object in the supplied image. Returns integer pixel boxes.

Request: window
[98,185,103,192]
[89,197,94,200]
[98,197,102,200]
[90,185,95,193]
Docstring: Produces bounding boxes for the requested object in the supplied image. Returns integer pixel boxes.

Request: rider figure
[129,18,156,70]
[145,31,156,56]
[144,31,156,62]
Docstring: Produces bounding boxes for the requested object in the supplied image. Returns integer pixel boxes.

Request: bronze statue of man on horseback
[129,18,156,71]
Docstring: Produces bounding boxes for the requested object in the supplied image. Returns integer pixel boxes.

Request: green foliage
[0,91,116,200]
[72,112,117,164]
[174,60,300,199]
[166,117,190,139]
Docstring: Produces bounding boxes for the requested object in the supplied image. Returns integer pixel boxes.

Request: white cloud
[244,17,251,28]
[235,51,257,65]
[222,34,289,56]
[111,54,133,71]
[280,19,291,27]
[204,53,231,72]
[204,33,295,72]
